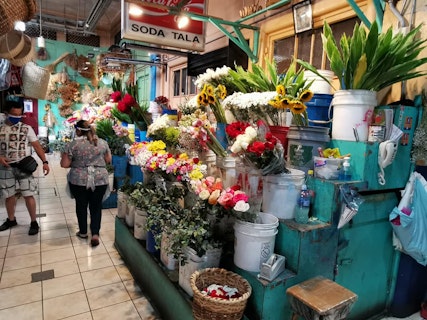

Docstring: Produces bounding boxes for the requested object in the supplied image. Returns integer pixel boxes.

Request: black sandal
[76,232,88,239]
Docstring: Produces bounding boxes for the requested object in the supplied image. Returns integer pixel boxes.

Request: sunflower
[299,89,314,102]
[290,100,307,114]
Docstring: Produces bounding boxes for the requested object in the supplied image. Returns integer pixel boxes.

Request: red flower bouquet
[228,121,288,175]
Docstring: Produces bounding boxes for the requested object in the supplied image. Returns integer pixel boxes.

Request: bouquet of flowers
[147,114,180,150]
[196,83,228,124]
[189,176,251,218]
[268,60,313,126]
[110,75,151,131]
[134,140,205,183]
[154,95,170,110]
[227,121,288,175]
[179,110,227,157]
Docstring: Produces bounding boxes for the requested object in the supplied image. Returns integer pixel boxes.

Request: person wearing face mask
[0,99,50,235]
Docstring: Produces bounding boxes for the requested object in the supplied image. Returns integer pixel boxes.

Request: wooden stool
[286,276,357,320]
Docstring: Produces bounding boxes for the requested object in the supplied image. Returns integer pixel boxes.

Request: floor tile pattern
[0,154,161,320]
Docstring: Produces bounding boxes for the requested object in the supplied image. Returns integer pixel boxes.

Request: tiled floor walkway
[0,154,161,320]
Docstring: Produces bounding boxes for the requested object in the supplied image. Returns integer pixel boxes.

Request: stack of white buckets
[233,168,305,273]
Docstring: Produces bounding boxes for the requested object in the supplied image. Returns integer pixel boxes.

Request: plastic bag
[0,59,11,90]
[389,172,427,266]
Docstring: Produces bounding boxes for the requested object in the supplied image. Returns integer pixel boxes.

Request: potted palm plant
[298,21,427,141]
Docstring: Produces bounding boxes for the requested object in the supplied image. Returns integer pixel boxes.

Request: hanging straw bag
[21,61,50,100]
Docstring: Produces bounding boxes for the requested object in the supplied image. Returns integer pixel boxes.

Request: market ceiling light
[129,5,143,16]
[14,21,26,31]
[177,15,190,29]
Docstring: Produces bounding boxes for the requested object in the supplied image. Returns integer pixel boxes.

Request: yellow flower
[148,140,166,151]
[216,84,227,100]
[178,153,189,160]
[166,157,176,166]
[276,84,286,96]
[205,84,215,96]
[189,168,204,180]
[290,100,307,114]
[197,92,209,107]
[299,89,314,102]
[275,97,292,109]
[207,94,216,105]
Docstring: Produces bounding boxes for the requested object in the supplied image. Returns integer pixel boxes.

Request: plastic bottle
[295,184,311,224]
[339,157,352,181]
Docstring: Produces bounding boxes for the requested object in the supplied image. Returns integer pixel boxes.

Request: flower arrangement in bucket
[178,110,228,157]
[223,59,314,127]
[109,74,151,131]
[227,120,288,176]
[298,21,427,141]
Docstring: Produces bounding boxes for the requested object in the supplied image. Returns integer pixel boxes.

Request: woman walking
[60,120,112,246]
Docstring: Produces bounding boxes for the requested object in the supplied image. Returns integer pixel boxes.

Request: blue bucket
[306,94,333,128]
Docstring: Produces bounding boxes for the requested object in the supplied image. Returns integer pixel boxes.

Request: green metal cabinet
[334,192,398,319]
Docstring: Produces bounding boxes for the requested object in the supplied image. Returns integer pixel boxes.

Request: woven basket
[0,0,29,37]
[9,34,35,67]
[190,268,252,320]
[25,0,37,21]
[0,30,25,60]
[22,61,50,100]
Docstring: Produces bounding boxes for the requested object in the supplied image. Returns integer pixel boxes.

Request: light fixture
[37,0,45,48]
[177,14,190,29]
[292,0,313,34]
[14,21,26,31]
[129,4,143,16]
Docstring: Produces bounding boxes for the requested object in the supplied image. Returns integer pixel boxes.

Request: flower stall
[112,20,427,320]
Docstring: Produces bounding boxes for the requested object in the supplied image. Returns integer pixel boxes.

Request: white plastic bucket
[331,90,377,141]
[38,126,48,137]
[262,169,305,219]
[304,70,334,94]
[160,232,178,271]
[178,247,222,296]
[117,191,128,218]
[134,208,147,240]
[233,213,279,272]
[125,204,135,227]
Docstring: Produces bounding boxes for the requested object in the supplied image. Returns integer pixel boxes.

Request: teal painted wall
[37,40,151,137]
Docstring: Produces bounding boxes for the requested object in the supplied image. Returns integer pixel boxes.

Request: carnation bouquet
[133,140,205,183]
[178,110,227,157]
[227,121,288,175]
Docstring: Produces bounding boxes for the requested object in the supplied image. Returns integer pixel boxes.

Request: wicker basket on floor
[190,268,252,320]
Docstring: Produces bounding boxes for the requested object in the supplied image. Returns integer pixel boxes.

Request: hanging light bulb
[177,15,190,29]
[37,36,45,48]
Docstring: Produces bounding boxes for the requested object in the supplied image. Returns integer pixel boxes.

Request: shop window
[173,68,197,97]
[273,17,360,72]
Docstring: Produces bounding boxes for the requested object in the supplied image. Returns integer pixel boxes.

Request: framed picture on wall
[293,0,313,34]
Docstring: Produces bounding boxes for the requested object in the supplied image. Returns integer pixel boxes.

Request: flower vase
[215,122,228,150]
[269,125,289,156]
[236,165,263,214]
[216,156,237,189]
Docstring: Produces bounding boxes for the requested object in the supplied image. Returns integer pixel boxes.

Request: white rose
[234,200,250,212]
[199,190,210,200]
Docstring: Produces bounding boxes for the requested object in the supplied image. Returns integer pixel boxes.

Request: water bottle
[339,157,352,181]
[295,184,311,224]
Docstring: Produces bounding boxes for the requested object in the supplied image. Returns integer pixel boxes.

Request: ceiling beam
[85,0,114,31]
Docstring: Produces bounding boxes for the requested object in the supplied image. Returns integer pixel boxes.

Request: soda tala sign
[121,0,206,52]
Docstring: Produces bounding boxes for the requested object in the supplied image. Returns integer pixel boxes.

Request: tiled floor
[0,154,161,320]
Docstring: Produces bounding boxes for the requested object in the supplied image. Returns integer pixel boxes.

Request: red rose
[226,121,250,139]
[122,93,137,107]
[265,141,275,150]
[111,91,122,102]
[117,100,131,113]
[247,141,265,156]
